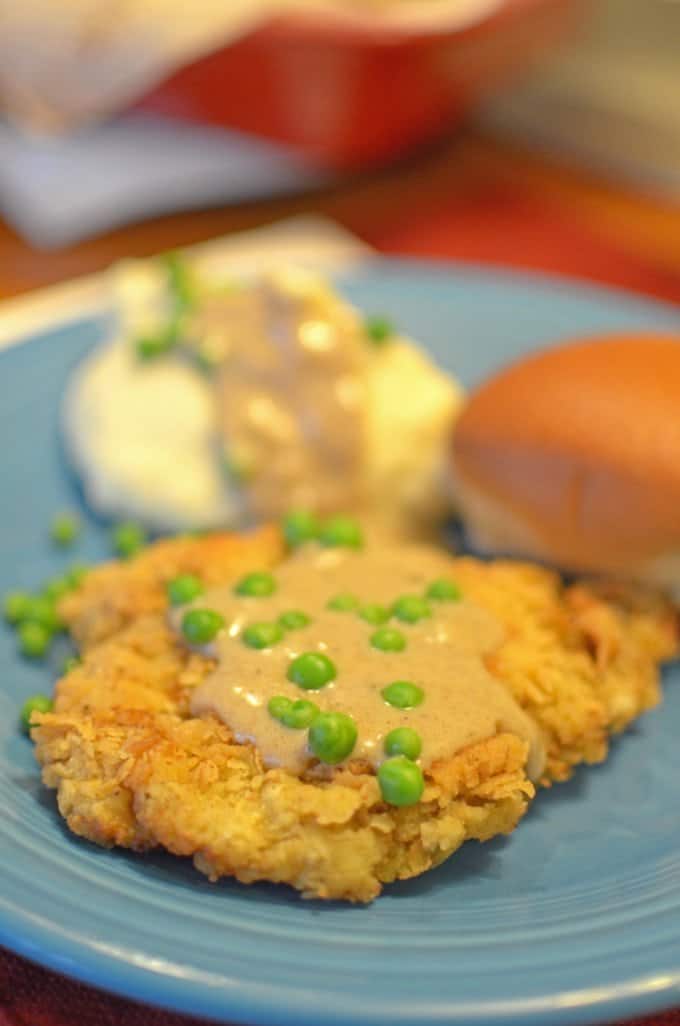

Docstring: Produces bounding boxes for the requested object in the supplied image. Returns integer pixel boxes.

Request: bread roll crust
[452,333,680,571]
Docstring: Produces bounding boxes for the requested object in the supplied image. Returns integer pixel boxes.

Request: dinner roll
[451,333,680,592]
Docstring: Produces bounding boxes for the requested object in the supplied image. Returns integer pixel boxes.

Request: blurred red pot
[136,0,580,170]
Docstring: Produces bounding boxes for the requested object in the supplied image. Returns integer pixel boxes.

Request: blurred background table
[2,128,680,304]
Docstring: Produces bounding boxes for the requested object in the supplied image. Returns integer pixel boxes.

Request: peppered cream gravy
[178,546,545,779]
[194,272,368,519]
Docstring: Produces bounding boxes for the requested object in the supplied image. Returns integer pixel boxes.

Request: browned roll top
[452,333,680,572]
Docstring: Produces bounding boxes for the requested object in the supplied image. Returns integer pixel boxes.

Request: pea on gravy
[173,545,545,786]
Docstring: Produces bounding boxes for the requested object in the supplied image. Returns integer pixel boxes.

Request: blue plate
[2,260,680,1026]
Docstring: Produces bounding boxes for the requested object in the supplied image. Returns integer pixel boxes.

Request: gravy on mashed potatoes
[63,261,462,532]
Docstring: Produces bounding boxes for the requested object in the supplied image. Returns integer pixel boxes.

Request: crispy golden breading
[32,531,677,901]
[33,617,532,901]
[59,525,285,651]
[452,559,677,783]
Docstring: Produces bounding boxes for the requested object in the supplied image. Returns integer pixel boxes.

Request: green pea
[288,652,336,691]
[111,521,147,559]
[66,563,89,589]
[234,571,277,598]
[268,695,293,722]
[162,251,196,311]
[20,693,53,734]
[308,711,357,764]
[242,622,284,650]
[365,315,394,346]
[426,578,461,602]
[370,627,406,652]
[3,591,30,625]
[62,655,81,674]
[135,335,163,361]
[135,328,176,362]
[282,699,320,730]
[167,574,204,606]
[381,680,424,709]
[23,596,63,634]
[358,603,390,625]
[392,595,432,624]
[50,511,81,547]
[282,510,320,548]
[384,727,422,760]
[327,593,359,613]
[18,622,51,660]
[181,608,225,645]
[278,610,311,631]
[318,516,363,550]
[378,756,424,807]
[42,576,71,602]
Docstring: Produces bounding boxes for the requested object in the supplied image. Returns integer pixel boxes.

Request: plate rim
[2,257,680,1026]
[2,254,680,364]
[3,884,680,1026]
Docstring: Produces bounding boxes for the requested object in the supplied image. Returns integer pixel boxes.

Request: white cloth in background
[0,114,327,249]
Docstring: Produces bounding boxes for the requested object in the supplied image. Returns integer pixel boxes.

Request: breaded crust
[32,529,677,901]
[452,559,677,783]
[59,524,285,651]
[33,613,532,902]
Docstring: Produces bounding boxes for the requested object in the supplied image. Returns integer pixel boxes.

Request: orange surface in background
[375,186,680,303]
[137,0,575,168]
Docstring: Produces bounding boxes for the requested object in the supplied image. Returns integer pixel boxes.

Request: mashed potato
[63,338,241,530]
[64,259,462,531]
